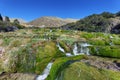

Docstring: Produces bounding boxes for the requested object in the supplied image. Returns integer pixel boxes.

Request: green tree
[13,19,20,24]
[101,12,115,18]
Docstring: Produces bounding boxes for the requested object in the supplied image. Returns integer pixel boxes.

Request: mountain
[27,16,78,27]
[61,12,120,34]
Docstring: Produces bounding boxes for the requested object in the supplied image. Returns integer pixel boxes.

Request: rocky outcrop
[0,26,18,32]
[81,59,120,71]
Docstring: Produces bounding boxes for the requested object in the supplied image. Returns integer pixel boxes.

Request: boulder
[5,26,18,32]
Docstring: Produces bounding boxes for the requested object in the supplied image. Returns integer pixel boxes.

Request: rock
[0,26,18,32]
[111,24,120,34]
[5,26,18,32]
[0,73,37,80]
[113,60,120,67]
[81,59,120,71]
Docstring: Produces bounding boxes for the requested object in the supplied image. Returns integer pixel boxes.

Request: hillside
[61,12,120,34]
[28,16,78,27]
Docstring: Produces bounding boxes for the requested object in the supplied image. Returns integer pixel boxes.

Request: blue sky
[0,0,120,21]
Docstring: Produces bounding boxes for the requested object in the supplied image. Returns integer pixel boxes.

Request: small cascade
[57,42,91,56]
[73,43,91,55]
[66,53,73,57]
[110,36,114,39]
[73,43,78,55]
[50,29,52,33]
[109,42,114,46]
[109,35,114,46]
[56,43,65,53]
[86,47,90,55]
[36,62,53,80]
[79,43,91,55]
[80,43,91,47]
[56,43,73,57]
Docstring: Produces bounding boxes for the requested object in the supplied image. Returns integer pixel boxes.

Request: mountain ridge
[27,16,78,27]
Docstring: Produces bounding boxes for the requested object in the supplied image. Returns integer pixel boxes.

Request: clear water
[56,43,65,53]
[36,62,53,80]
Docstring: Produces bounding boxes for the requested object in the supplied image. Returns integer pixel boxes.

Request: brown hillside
[28,16,78,27]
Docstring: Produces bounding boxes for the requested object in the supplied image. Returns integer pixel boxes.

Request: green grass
[59,62,120,80]
[90,46,120,58]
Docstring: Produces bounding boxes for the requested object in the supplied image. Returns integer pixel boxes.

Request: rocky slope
[61,12,120,34]
[28,16,78,27]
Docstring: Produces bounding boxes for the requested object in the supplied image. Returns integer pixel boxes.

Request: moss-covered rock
[57,62,120,80]
[59,41,71,53]
[46,55,87,80]
[90,46,120,58]
[35,41,65,74]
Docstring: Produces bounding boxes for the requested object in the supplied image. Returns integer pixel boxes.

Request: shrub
[101,12,115,18]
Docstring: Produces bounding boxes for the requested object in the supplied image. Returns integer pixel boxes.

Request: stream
[57,42,92,56]
[36,42,91,80]
[36,62,53,80]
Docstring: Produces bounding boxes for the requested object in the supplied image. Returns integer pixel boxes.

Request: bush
[101,12,115,18]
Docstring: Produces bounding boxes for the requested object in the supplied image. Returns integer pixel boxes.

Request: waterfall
[80,43,91,55]
[66,53,73,57]
[36,62,53,80]
[80,43,91,47]
[56,43,65,53]
[109,42,114,46]
[110,36,113,39]
[109,36,114,46]
[57,42,91,56]
[86,48,90,55]
[73,43,78,55]
[50,30,52,32]
[56,43,73,57]
[73,43,91,55]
